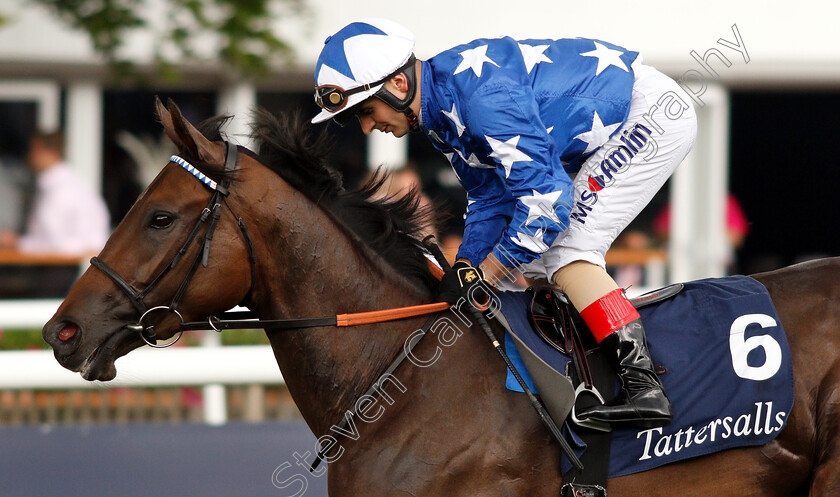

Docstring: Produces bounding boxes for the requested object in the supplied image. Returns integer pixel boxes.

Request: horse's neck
[250,186,428,316]
[246,179,432,434]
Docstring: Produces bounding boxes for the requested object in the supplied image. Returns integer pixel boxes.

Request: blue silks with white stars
[420,37,638,267]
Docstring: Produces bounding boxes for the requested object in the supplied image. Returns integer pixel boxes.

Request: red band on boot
[580,289,641,343]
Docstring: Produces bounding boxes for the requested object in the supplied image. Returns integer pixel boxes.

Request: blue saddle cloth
[496,275,794,478]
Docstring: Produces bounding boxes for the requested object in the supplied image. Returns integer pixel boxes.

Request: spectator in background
[653,193,749,273]
[370,164,527,288]
[0,131,110,256]
[610,229,655,289]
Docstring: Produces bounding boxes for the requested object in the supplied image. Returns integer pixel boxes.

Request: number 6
[729,313,783,381]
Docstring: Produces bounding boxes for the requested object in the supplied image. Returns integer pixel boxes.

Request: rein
[180,301,450,332]
[90,141,450,347]
[91,143,461,472]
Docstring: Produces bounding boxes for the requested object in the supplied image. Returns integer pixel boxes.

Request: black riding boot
[576,318,672,428]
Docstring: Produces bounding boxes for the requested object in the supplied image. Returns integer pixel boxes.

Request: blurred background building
[2,0,837,283]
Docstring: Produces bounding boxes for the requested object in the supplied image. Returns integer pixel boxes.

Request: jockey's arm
[457,81,573,282]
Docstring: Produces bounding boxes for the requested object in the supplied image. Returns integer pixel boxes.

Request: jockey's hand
[438,260,486,305]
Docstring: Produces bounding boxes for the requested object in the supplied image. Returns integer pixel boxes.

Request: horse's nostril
[58,323,79,341]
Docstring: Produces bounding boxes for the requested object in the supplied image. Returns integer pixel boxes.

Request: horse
[42,99,839,496]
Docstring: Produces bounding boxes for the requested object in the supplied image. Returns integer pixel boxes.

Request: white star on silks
[521,189,564,225]
[442,104,466,136]
[463,198,477,219]
[579,41,629,76]
[511,228,549,253]
[466,198,476,213]
[453,148,493,169]
[518,43,552,74]
[429,130,446,145]
[464,151,494,169]
[546,126,554,134]
[573,111,622,154]
[448,162,462,181]
[454,45,499,77]
[486,135,533,178]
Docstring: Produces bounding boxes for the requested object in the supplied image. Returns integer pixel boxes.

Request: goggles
[314,83,377,114]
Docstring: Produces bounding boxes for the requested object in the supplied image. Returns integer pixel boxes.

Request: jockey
[311,18,697,428]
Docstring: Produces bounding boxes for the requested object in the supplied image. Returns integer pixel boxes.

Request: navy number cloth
[496,275,793,477]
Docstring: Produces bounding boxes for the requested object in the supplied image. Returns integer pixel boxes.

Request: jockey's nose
[359,116,375,135]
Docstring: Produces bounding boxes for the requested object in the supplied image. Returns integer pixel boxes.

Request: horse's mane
[187,110,439,292]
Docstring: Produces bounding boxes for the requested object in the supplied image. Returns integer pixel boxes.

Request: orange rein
[335,258,448,326]
[336,301,451,326]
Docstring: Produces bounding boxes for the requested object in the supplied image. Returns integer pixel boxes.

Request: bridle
[90,141,257,347]
[89,140,447,348]
[79,133,588,473]
[86,140,468,471]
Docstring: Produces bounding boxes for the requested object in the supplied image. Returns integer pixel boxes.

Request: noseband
[90,141,257,347]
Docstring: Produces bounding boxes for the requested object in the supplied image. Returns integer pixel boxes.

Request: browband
[170,154,228,195]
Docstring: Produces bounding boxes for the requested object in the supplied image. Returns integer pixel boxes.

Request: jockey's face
[355,75,412,137]
[355,97,410,137]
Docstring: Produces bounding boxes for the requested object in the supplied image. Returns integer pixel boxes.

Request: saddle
[496,284,683,432]
[524,284,683,428]
[496,277,793,492]
[521,284,683,495]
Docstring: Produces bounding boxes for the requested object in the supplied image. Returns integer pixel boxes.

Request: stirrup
[570,382,611,432]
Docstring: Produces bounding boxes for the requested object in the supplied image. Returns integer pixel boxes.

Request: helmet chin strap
[403,108,420,133]
[374,55,421,133]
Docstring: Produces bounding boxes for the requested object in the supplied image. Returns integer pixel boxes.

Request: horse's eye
[150,213,174,230]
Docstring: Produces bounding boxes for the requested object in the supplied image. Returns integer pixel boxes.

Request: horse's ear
[164,98,223,165]
[155,96,183,148]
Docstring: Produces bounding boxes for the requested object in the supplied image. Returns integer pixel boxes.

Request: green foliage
[221,330,270,346]
[0,328,268,351]
[0,329,50,350]
[32,0,305,78]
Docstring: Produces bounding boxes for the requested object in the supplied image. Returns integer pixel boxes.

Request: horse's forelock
[197,114,231,143]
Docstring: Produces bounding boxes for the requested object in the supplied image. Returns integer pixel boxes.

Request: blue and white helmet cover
[312,18,415,124]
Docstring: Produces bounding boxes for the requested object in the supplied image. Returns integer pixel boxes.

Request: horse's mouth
[78,326,142,381]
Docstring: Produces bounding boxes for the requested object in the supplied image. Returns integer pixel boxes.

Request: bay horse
[43,99,839,496]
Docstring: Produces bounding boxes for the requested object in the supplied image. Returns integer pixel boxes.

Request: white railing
[0,249,666,424]
[0,299,283,425]
[0,298,64,329]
